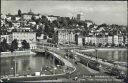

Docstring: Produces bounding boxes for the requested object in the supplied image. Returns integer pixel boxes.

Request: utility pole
[95,49,98,59]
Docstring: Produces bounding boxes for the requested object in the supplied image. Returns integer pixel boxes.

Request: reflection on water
[97,50,127,62]
[1,54,55,76]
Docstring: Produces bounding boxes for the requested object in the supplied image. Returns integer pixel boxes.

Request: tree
[36,26,43,37]
[10,39,18,52]
[0,38,10,52]
[18,9,22,17]
[98,43,102,47]
[8,21,13,27]
[111,43,115,47]
[0,43,3,52]
[105,43,109,47]
[21,40,30,50]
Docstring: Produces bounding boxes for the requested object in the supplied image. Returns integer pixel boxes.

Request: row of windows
[13,35,35,39]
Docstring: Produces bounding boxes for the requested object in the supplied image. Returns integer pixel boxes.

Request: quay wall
[80,48,127,52]
[1,50,36,57]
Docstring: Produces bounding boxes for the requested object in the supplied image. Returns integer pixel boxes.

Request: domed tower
[28,9,34,15]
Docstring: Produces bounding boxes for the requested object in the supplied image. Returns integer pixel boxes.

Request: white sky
[1,1,127,25]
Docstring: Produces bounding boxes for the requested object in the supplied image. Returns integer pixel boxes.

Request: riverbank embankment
[1,50,36,58]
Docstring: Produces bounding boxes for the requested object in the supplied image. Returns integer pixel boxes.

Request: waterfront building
[56,29,76,44]
[102,36,108,45]
[96,36,102,45]
[108,36,113,45]
[10,31,36,49]
[118,35,124,45]
[113,35,119,45]
[91,36,97,44]
[124,36,128,45]
[84,36,95,45]
[78,36,83,46]
[84,37,89,44]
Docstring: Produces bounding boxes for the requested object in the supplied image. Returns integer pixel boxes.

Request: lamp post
[54,67,57,75]
[13,59,17,77]
[10,67,14,76]
[87,59,91,68]
[95,49,98,60]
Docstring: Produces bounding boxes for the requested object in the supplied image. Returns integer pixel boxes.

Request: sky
[1,1,127,25]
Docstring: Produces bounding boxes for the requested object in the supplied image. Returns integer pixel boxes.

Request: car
[123,76,128,83]
[116,71,126,79]
[73,76,78,80]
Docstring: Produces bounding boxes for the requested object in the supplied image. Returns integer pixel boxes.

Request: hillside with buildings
[0,9,128,52]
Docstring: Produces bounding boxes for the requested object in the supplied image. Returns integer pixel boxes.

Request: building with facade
[21,10,36,20]
[15,16,21,21]
[76,14,81,21]
[124,36,128,45]
[84,37,90,44]
[118,35,124,45]
[84,36,96,45]
[108,36,113,45]
[113,35,119,45]
[10,31,36,49]
[0,35,10,43]
[56,29,76,44]
[96,36,103,45]
[12,22,21,28]
[22,13,33,20]
[102,36,108,45]
[78,36,83,46]
[6,14,12,21]
[47,15,58,22]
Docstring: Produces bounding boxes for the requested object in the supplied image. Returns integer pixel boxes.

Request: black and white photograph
[0,0,127,83]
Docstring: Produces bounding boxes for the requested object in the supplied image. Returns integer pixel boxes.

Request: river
[1,52,62,76]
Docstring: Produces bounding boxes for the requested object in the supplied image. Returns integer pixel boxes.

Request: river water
[1,53,58,76]
[1,49,127,77]
[80,49,127,63]
[97,49,127,62]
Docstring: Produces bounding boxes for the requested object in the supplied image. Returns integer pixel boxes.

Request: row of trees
[0,39,30,52]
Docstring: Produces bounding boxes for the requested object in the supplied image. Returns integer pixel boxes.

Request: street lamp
[57,65,60,68]
[13,59,17,77]
[87,59,91,68]
[10,67,14,76]
[95,49,98,60]
[54,67,57,75]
